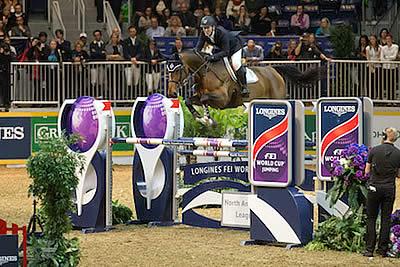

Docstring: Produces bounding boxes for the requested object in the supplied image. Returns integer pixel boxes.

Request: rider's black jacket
[195,26,242,61]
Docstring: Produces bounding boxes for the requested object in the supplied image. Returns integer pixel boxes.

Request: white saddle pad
[223,58,259,84]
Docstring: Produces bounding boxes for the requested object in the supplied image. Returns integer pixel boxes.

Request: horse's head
[167,62,188,98]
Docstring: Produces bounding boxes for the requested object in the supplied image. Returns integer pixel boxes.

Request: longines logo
[0,126,24,140]
[0,256,18,266]
[323,105,356,117]
[255,108,285,120]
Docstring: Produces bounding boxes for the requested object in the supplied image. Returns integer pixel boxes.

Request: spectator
[146,17,165,38]
[3,35,16,59]
[266,20,278,37]
[79,32,89,50]
[245,0,264,14]
[378,28,389,46]
[95,0,103,22]
[27,37,45,61]
[170,37,184,55]
[0,20,6,38]
[71,40,89,62]
[366,34,381,98]
[191,0,214,14]
[203,6,211,16]
[233,5,250,33]
[3,0,18,12]
[356,35,368,60]
[154,0,167,16]
[243,39,264,62]
[381,34,398,99]
[0,42,11,109]
[139,7,153,31]
[178,2,197,35]
[165,15,186,37]
[90,29,106,60]
[55,29,71,61]
[214,6,232,30]
[295,33,331,61]
[309,33,323,52]
[226,0,243,17]
[266,40,287,59]
[171,0,189,13]
[106,33,124,60]
[142,39,165,94]
[315,17,330,36]
[9,16,30,37]
[110,28,120,41]
[122,26,144,88]
[2,7,11,31]
[38,32,49,54]
[9,3,28,27]
[44,40,62,62]
[287,39,298,60]
[159,8,171,28]
[250,6,271,35]
[290,5,309,35]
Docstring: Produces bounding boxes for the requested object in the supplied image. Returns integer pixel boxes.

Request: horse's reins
[170,59,209,90]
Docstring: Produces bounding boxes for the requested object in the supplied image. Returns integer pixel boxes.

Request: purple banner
[253,132,289,183]
[321,128,359,177]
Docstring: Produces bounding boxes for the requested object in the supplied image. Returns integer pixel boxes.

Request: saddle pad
[222,58,259,84]
[246,68,259,84]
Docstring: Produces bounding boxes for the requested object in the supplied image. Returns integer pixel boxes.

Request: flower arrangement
[390,210,400,257]
[327,143,370,212]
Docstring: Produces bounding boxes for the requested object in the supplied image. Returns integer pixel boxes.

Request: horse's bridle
[168,53,210,91]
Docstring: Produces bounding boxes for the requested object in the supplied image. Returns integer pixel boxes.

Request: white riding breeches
[231,49,242,71]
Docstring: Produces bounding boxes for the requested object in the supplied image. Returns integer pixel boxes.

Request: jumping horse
[168,49,324,127]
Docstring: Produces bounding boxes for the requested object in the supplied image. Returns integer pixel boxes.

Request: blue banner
[155,36,333,57]
[0,117,31,159]
[0,235,18,267]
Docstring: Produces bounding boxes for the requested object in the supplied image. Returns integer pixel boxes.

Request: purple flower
[359,164,365,170]
[344,180,349,185]
[354,155,363,166]
[392,225,400,237]
[355,170,363,177]
[333,165,345,176]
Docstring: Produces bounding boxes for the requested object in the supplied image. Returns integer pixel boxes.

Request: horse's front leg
[185,94,202,120]
[199,103,217,128]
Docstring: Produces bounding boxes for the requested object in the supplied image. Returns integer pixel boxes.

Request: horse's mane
[179,49,231,83]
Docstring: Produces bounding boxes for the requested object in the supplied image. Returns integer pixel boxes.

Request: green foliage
[305,207,366,253]
[180,98,248,139]
[112,200,133,225]
[27,133,85,266]
[330,24,356,58]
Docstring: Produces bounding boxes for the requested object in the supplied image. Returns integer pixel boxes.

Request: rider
[195,16,249,98]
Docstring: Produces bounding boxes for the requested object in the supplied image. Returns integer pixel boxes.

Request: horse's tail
[272,64,326,85]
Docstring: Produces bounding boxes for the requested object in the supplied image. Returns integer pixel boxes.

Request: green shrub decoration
[112,200,133,225]
[330,24,356,58]
[27,133,85,266]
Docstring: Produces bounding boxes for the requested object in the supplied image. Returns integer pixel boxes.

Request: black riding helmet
[200,16,215,28]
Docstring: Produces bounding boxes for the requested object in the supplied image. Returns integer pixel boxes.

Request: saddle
[222,58,259,84]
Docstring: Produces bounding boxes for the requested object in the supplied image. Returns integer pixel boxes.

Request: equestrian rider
[195,16,249,98]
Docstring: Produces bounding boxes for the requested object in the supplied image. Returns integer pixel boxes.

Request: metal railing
[327,60,400,102]
[77,0,86,34]
[50,1,66,40]
[9,60,400,108]
[104,1,120,37]
[11,61,168,107]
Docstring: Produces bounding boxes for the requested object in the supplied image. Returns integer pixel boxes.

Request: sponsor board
[221,192,250,228]
[0,235,18,267]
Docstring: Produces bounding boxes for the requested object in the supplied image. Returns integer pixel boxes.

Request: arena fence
[9,59,400,108]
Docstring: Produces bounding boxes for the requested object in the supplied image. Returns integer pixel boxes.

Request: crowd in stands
[1,0,400,108]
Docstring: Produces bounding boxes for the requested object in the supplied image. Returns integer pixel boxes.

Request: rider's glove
[205,55,216,62]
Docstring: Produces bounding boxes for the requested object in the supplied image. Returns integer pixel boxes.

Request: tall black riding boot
[237,67,249,98]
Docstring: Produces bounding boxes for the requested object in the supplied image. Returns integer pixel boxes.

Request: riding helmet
[200,16,215,28]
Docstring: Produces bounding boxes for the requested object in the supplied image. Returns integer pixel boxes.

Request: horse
[168,49,324,127]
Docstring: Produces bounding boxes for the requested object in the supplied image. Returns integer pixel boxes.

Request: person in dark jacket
[0,42,11,108]
[55,29,71,61]
[195,15,248,97]
[142,39,165,93]
[122,25,144,88]
[90,29,106,60]
[364,127,400,257]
